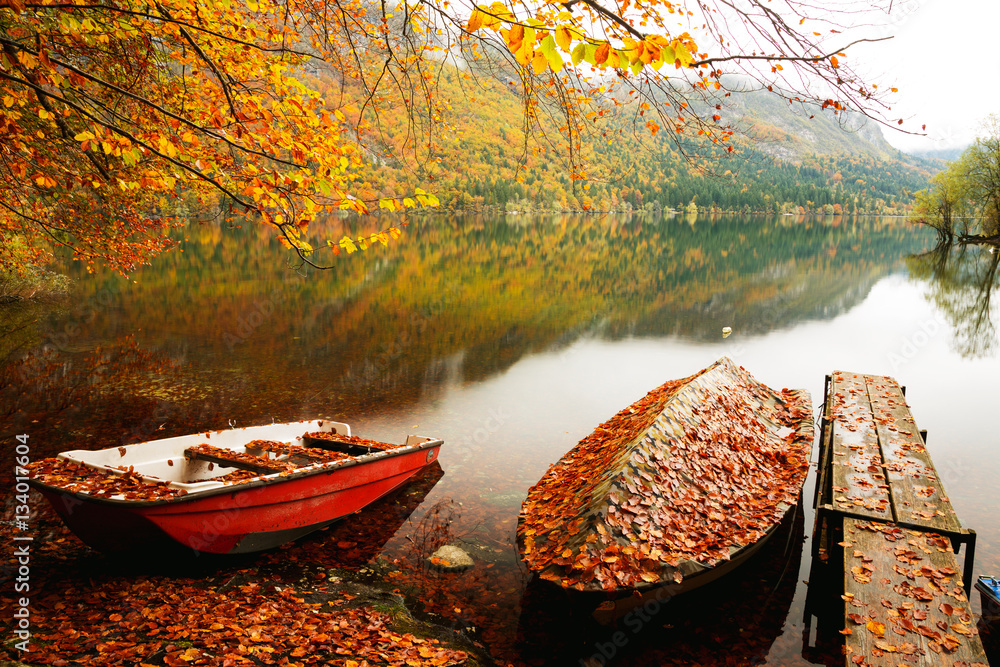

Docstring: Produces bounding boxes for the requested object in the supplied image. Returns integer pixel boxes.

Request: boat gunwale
[28,437,443,508]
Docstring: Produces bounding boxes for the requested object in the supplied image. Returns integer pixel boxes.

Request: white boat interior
[54,420,361,493]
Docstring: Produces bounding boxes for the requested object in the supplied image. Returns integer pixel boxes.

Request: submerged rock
[428,545,474,572]
[479,490,527,508]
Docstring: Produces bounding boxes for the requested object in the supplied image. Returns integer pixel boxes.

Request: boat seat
[245,439,349,463]
[184,444,296,475]
[302,432,398,456]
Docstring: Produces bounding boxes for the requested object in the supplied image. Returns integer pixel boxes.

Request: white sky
[850,0,1000,154]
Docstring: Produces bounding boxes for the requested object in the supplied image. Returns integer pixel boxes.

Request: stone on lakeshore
[428,545,474,572]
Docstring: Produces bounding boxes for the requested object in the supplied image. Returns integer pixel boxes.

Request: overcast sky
[850,0,1000,154]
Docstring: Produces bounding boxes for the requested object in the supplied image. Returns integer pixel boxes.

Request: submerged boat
[27,420,443,555]
[516,357,813,594]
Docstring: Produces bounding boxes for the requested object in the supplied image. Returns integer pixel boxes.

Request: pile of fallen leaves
[185,443,302,473]
[28,458,188,500]
[517,357,813,591]
[188,468,266,484]
[10,578,467,666]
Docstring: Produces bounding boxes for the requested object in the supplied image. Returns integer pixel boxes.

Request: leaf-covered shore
[0,511,490,667]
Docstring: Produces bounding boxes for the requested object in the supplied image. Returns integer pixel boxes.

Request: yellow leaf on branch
[339,236,357,253]
[466,9,484,32]
[555,26,572,51]
[594,43,610,65]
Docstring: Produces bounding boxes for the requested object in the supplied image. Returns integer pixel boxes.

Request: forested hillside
[308,65,938,217]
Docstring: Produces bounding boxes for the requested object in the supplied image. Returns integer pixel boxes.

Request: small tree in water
[912,114,1000,245]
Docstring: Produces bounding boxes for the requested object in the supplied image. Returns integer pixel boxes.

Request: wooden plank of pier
[809,370,983,665]
[842,517,987,666]
[827,372,892,522]
[863,376,963,534]
[817,373,974,576]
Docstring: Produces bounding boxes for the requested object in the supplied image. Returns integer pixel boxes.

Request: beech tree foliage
[0,0,908,271]
[961,114,1000,237]
[912,114,1000,243]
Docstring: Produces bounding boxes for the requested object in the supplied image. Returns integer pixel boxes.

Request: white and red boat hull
[29,420,443,554]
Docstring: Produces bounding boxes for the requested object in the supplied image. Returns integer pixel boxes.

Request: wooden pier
[810,370,986,666]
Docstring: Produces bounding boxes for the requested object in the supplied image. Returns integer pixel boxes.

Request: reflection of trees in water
[908,243,1000,358]
[0,302,42,365]
[3,216,939,425]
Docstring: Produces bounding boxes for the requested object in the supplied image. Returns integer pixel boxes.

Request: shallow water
[3,213,999,665]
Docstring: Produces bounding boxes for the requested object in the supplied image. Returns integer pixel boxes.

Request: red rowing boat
[27,420,443,555]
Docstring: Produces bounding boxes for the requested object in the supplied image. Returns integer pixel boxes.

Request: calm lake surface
[3,213,1000,665]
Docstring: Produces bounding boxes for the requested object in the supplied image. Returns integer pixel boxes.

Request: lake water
[3,213,999,665]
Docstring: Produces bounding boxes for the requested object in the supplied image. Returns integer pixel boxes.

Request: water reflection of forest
[907,242,1000,358]
[2,215,936,450]
[41,213,934,349]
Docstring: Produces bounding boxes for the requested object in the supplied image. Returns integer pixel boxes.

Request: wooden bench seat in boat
[183,444,296,475]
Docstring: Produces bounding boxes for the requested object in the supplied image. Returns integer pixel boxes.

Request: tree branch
[0,70,256,209]
[562,0,645,40]
[689,37,894,67]
[0,36,310,171]
[153,1,241,119]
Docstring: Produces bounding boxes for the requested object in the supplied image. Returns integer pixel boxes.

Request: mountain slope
[308,63,936,215]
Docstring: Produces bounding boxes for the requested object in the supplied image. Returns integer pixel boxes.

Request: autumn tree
[1,0,910,272]
[0,0,438,273]
[960,113,1000,238]
[910,169,972,243]
[911,114,1000,244]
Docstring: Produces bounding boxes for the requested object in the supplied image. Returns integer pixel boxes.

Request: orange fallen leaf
[867,619,886,637]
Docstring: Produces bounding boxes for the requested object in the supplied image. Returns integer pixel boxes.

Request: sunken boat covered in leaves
[27,420,443,555]
[516,357,812,594]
